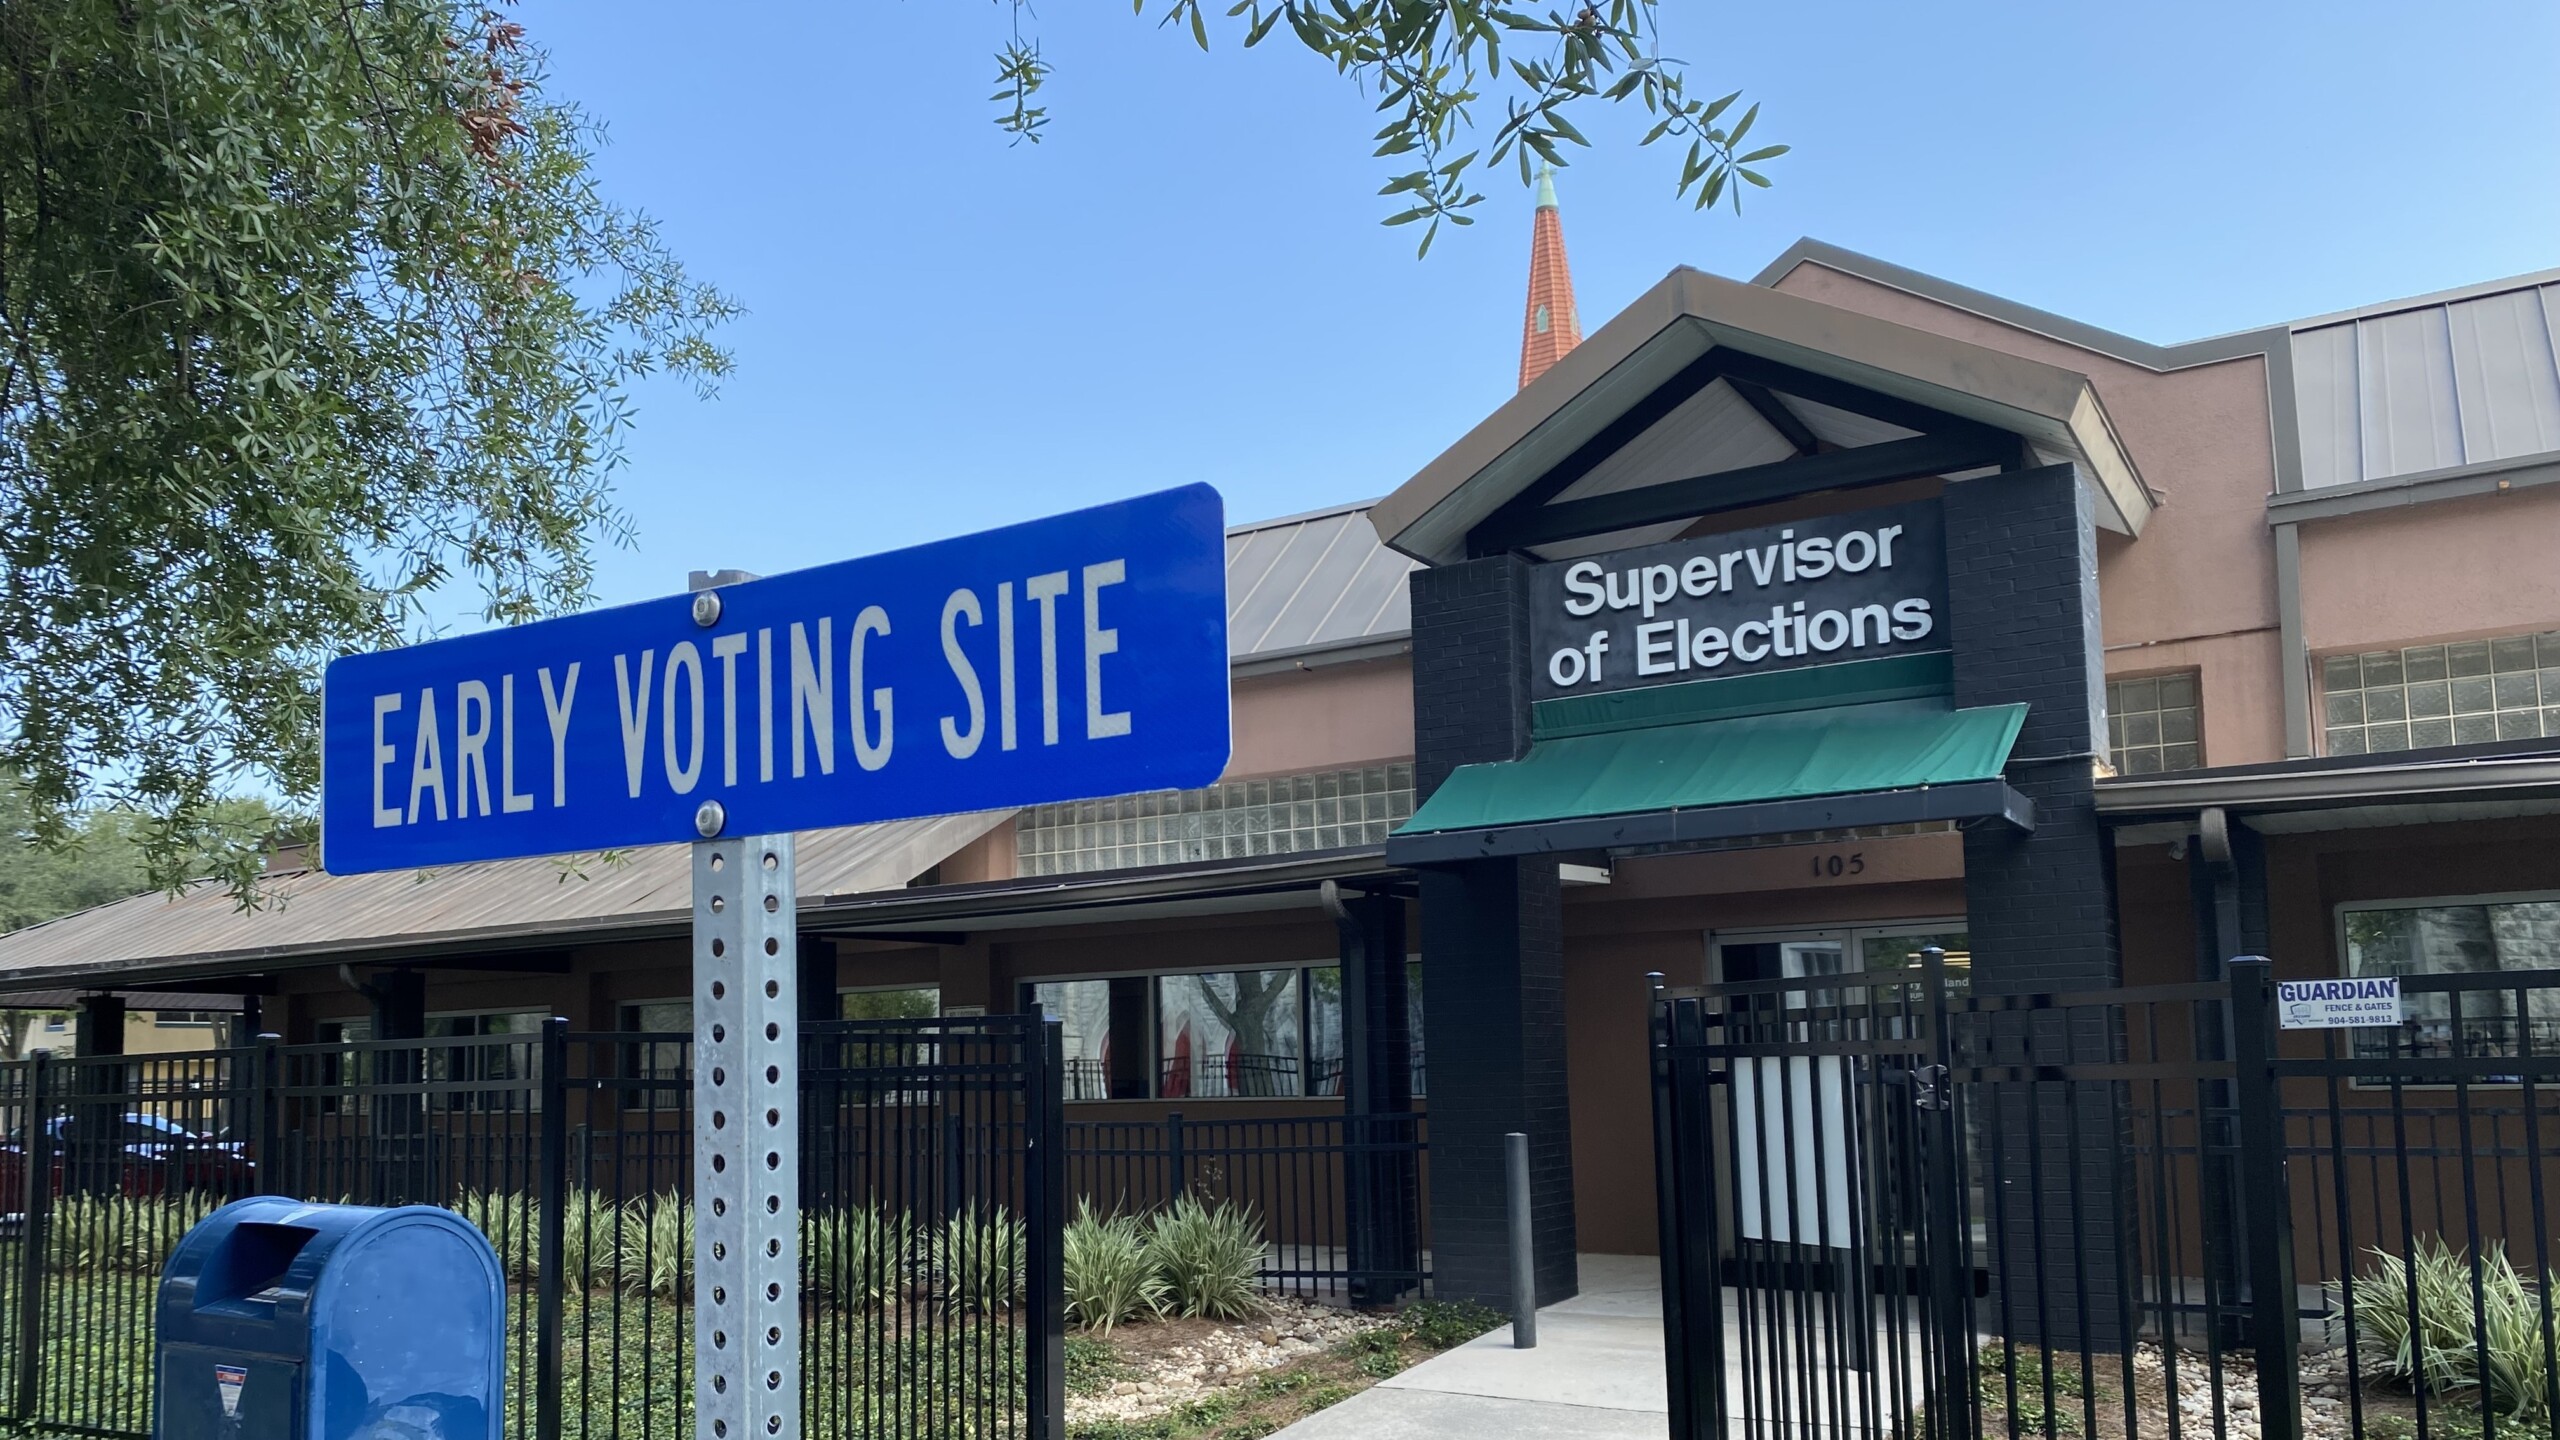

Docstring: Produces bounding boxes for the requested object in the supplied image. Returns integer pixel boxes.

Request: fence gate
[0,1015,1066,1440]
[1654,951,2560,1440]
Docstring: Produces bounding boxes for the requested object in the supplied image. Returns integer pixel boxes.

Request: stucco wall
[2296,486,2560,655]
[1225,655,1414,781]
[1772,265,2291,766]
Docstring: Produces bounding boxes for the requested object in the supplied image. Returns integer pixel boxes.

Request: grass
[0,1251,1498,1440]
[1973,1340,2114,1436]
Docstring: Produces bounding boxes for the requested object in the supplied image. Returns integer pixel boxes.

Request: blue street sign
[322,485,1231,874]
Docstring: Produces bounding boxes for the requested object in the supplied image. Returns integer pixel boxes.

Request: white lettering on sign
[322,483,1229,875]
[2277,977,2404,1030]
[1533,502,1946,702]
[351,567,1147,831]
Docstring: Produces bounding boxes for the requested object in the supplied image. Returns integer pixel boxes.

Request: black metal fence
[1652,953,2560,1440]
[0,1016,1068,1440]
[1065,1111,1429,1304]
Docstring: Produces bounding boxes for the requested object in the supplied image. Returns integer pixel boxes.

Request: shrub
[2346,1237,2559,1418]
[47,1195,191,1275]
[1144,1194,1263,1320]
[455,1190,536,1280]
[1063,1201,1164,1335]
[805,1205,910,1311]
[937,1207,1027,1315]
[618,1192,693,1301]
[559,1188,622,1290]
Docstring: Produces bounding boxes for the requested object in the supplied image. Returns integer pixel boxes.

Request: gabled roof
[0,810,1010,991]
[1226,500,1412,670]
[1368,265,2151,566]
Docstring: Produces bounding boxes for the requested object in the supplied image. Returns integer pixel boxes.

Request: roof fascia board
[1229,634,1411,679]
[1384,780,2031,865]
[2285,267,2560,332]
[1229,496,1386,534]
[1370,272,1718,563]
[2095,756,2560,816]
[2265,450,2560,524]
[1752,239,2295,369]
[1755,239,2307,496]
[1375,265,2152,564]
[0,849,1405,995]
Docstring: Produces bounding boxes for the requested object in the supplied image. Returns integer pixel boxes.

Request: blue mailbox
[155,1197,505,1440]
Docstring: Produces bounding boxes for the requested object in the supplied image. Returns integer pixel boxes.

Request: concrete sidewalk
[1271,1255,1671,1439]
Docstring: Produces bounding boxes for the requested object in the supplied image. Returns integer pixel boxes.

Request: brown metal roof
[0,810,1010,992]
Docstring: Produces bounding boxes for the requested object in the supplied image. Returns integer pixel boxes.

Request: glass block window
[1016,763,1416,877]
[2106,673,2202,775]
[2323,632,2560,756]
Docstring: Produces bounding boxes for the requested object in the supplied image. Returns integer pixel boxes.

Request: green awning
[1390,699,2031,864]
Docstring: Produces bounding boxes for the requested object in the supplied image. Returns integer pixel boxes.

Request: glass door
[1715,922,1967,1254]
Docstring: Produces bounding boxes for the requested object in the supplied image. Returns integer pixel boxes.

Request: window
[1159,971,1306,1098]
[152,1010,221,1028]
[1016,764,1415,876]
[1029,964,1423,1101]
[2107,673,2202,775]
[1298,962,1427,1097]
[2323,632,2560,756]
[619,1001,691,1110]
[841,988,938,1020]
[2342,895,2560,1064]
[427,1011,548,1110]
[1033,979,1148,1100]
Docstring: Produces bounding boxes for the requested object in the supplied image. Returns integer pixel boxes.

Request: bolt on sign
[321,483,1233,872]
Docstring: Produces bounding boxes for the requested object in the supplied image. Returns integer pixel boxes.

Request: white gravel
[1065,1296,1394,1427]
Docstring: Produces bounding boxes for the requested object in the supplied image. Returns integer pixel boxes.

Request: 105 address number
[1810,851,1866,879]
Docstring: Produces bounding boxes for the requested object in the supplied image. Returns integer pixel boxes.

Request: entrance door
[1715,924,1964,1248]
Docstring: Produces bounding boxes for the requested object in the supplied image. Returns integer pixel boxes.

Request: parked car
[0,1111,257,1197]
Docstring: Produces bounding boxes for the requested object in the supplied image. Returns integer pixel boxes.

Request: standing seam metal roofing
[2293,282,2560,490]
[1224,501,1413,658]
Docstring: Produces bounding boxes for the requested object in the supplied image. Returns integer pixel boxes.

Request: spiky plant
[617,1191,693,1301]
[1063,1201,1164,1335]
[935,1207,1027,1315]
[805,1205,911,1311]
[1143,1194,1264,1320]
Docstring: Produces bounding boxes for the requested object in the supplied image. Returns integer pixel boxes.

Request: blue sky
[526,0,2559,611]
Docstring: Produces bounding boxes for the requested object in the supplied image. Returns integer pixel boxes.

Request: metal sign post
[692,819,799,1440]
[684,576,802,1440]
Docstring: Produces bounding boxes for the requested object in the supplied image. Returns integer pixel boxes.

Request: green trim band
[1531,651,1955,740]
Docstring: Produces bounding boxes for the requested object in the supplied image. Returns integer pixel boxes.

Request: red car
[0,1112,258,1198]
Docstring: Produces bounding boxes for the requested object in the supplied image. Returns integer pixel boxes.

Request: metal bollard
[1506,1131,1536,1348]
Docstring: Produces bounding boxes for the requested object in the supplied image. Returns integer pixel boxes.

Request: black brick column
[1409,555,1579,1308]
[1945,462,2129,1344]
[1946,462,2117,994]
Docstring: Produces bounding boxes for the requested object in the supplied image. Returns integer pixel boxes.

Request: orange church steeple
[1517,163,1582,390]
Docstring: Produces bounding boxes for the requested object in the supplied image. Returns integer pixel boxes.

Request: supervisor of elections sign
[1527,500,1947,702]
[322,485,1231,874]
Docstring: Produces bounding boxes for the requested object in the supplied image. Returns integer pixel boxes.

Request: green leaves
[0,1,736,900]
[999,1,1781,255]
